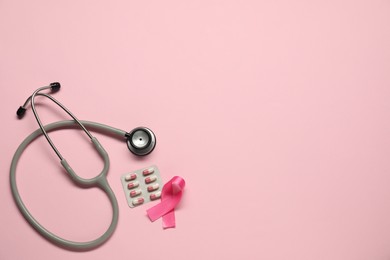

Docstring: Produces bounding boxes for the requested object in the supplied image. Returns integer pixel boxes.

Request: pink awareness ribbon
[147,176,185,229]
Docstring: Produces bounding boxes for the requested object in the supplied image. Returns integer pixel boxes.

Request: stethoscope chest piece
[126,127,156,156]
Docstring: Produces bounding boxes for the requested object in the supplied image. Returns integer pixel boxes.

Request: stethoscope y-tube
[10,83,156,250]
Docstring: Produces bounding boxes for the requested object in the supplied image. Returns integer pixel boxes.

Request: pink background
[1,0,390,259]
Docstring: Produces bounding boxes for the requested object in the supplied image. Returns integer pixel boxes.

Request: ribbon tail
[147,199,174,222]
[162,209,176,229]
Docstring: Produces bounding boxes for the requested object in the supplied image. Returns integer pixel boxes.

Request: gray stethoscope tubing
[28,85,94,160]
[11,84,156,251]
[10,120,121,251]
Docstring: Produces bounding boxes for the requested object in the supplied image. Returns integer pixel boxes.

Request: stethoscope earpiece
[50,82,61,92]
[126,127,156,156]
[16,82,61,119]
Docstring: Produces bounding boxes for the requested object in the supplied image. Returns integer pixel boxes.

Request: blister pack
[120,165,163,208]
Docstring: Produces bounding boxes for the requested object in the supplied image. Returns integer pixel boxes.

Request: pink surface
[1,0,390,259]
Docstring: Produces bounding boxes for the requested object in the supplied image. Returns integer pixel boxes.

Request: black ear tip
[16,106,26,118]
[50,82,61,92]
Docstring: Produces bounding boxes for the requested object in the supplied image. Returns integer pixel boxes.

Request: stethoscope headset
[10,82,156,251]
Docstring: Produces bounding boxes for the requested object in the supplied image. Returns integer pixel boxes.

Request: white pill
[125,173,137,181]
[147,183,159,192]
[143,167,155,176]
[127,181,139,189]
[130,189,142,198]
[150,191,161,200]
[132,197,144,206]
[145,175,157,184]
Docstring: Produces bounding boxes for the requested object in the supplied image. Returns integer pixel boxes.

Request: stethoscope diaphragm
[126,127,156,156]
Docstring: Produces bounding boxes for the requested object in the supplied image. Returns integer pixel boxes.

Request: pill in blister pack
[127,181,139,189]
[125,173,137,181]
[147,183,159,192]
[130,189,142,197]
[143,167,154,176]
[132,197,144,206]
[150,191,161,200]
[121,165,163,208]
[145,176,157,184]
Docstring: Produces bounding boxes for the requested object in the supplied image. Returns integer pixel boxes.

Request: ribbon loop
[147,176,185,229]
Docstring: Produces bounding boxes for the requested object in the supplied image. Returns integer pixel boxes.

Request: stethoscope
[10,82,156,251]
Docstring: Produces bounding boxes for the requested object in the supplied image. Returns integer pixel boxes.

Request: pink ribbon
[147,176,185,229]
